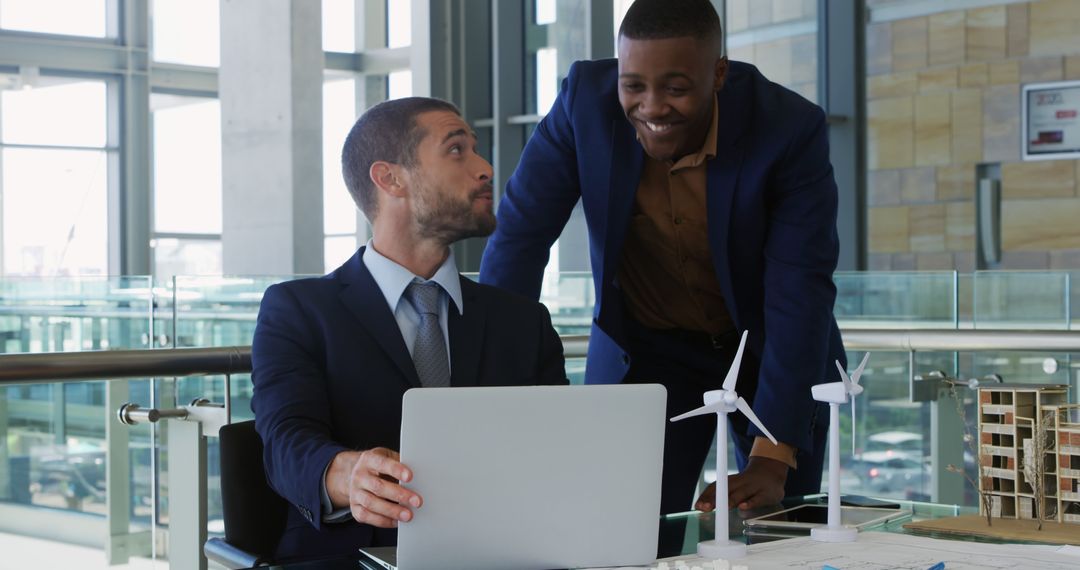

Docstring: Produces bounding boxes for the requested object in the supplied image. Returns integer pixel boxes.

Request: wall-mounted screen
[1022,80,1080,161]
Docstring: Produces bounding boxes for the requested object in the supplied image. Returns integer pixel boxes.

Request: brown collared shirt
[616,98,797,468]
[618,98,731,335]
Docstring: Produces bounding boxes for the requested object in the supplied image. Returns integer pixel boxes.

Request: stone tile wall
[726,0,819,103]
[866,0,1080,271]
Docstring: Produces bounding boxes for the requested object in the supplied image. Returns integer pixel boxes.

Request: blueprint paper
[733,532,1075,569]
[590,532,1080,570]
[1055,544,1080,557]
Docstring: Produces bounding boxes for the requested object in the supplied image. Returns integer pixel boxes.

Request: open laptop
[360,384,667,570]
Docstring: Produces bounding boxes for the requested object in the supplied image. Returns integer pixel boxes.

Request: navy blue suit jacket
[479,59,845,454]
[251,247,567,561]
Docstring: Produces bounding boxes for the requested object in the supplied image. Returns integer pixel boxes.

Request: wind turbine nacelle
[811,381,849,404]
[703,389,735,406]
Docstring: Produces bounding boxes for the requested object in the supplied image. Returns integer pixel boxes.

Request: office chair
[204,420,288,569]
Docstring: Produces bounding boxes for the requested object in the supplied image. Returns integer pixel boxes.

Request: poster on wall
[1022,80,1080,161]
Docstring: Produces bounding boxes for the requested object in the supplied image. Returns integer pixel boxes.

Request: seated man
[251,97,568,562]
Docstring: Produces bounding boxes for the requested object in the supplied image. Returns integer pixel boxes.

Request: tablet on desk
[743,504,911,533]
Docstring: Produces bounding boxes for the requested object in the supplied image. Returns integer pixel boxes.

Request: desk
[251,497,976,569]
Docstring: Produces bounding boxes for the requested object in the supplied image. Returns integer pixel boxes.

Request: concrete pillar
[220,0,324,275]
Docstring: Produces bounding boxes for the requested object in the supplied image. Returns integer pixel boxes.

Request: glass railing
[157,275,302,559]
[1,270,1079,568]
[0,276,153,352]
[973,271,1071,330]
[0,276,158,567]
[834,271,958,329]
[832,270,964,505]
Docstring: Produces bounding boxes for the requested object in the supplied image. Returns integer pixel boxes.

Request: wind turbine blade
[735,397,777,445]
[721,330,749,392]
[851,352,870,386]
[834,359,852,391]
[670,401,725,422]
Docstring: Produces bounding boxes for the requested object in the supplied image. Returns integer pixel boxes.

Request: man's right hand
[326,448,423,527]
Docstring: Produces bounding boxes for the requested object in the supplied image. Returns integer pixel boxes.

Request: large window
[524,0,593,286]
[152,0,220,67]
[322,0,357,52]
[151,94,223,278]
[324,78,361,271]
[388,0,410,48]
[385,0,413,100]
[1,79,110,276]
[529,0,589,116]
[0,0,107,37]
[321,0,414,272]
[388,69,413,100]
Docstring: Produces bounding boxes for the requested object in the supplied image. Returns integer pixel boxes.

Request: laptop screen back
[395,384,666,570]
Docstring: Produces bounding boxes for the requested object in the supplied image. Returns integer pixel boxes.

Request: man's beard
[413,180,497,245]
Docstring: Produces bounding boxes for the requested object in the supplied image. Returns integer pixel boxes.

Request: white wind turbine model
[670,330,777,560]
[809,352,870,543]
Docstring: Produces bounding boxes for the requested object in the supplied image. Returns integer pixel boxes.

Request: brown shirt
[617,98,733,335]
[617,99,797,468]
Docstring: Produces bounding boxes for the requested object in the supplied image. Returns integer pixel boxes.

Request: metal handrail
[841,329,1080,352]
[0,346,250,385]
[2,329,1080,386]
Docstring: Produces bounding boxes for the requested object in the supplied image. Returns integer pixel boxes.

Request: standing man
[480,0,844,515]
[252,97,567,562]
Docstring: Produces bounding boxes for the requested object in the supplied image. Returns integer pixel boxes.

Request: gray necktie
[403,282,451,388]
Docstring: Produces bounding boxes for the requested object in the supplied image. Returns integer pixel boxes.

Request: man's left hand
[694,456,789,511]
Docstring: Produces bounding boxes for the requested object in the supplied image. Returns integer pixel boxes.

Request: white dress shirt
[321,241,463,522]
[361,240,463,366]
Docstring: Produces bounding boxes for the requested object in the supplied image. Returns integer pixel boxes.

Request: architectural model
[977,384,1080,524]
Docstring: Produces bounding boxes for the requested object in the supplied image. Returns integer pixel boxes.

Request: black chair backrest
[218,420,288,560]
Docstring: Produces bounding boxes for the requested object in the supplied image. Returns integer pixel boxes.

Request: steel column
[117,0,151,275]
[819,0,865,271]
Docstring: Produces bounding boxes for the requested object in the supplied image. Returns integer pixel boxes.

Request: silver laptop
[365,384,666,570]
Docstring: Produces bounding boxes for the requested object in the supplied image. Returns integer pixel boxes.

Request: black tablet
[743,504,911,532]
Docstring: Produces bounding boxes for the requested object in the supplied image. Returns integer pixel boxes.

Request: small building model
[976,384,1080,524]
[1055,404,1080,523]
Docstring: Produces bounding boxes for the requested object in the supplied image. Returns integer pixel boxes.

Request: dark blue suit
[251,247,567,561]
[480,59,845,506]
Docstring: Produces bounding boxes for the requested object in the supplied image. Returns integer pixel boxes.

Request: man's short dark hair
[341,96,461,220]
[618,0,723,45]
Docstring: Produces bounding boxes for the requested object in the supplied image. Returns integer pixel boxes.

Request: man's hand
[694,456,789,511]
[326,448,422,527]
